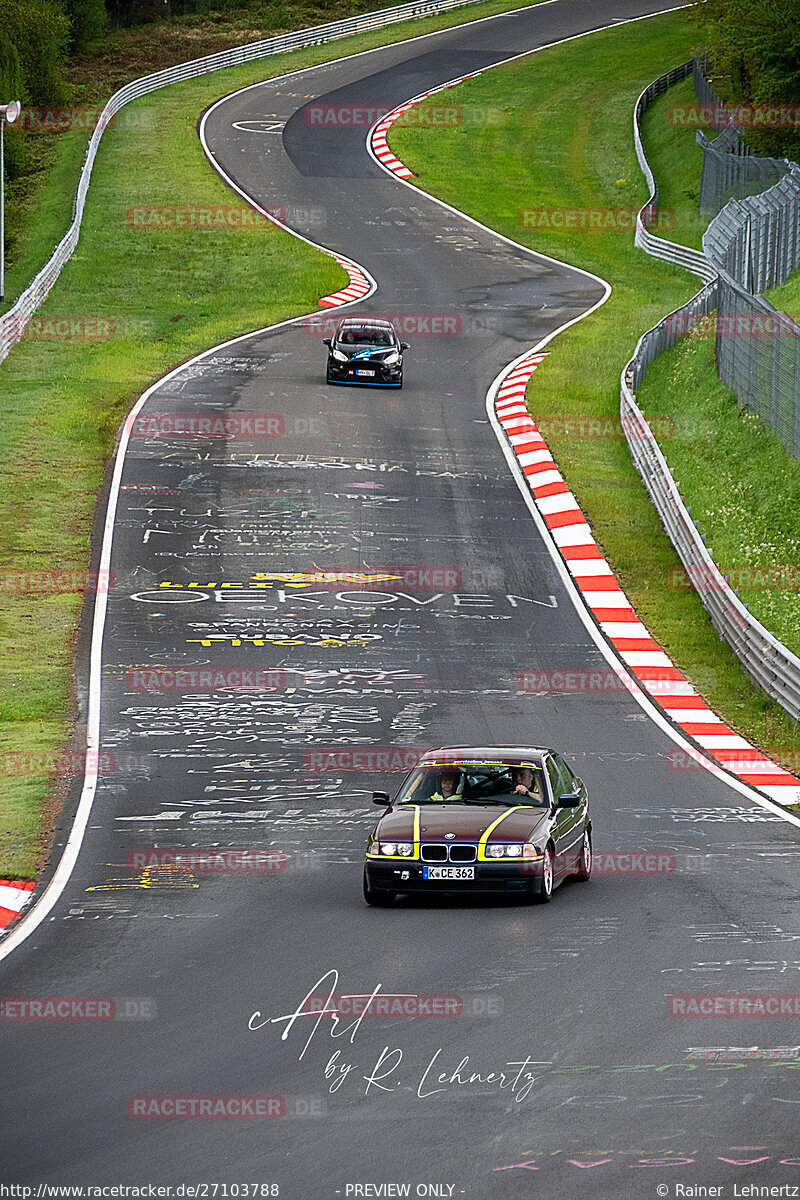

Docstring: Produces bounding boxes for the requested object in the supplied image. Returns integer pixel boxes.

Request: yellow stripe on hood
[478,806,528,856]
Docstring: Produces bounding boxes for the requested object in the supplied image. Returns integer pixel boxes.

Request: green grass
[768,267,800,318]
[635,334,800,655]
[637,83,800,671]
[389,11,800,770]
[2,134,93,308]
[639,76,708,252]
[0,0,552,879]
[0,93,344,878]
[2,0,544,316]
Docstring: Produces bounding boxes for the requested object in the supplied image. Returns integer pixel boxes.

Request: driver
[427,769,461,802]
[511,766,540,801]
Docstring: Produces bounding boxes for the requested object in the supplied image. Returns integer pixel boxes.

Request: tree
[105,0,172,29]
[5,0,71,107]
[690,0,800,158]
[64,0,108,52]
[0,30,25,181]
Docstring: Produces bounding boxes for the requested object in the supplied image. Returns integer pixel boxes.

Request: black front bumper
[365,860,543,896]
[327,358,402,386]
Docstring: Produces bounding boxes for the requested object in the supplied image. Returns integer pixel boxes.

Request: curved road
[3,1,800,1196]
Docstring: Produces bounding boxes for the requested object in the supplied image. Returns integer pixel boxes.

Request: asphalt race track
[2,1,800,1195]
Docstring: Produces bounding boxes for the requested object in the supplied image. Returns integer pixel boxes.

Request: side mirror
[400,342,409,350]
[558,792,581,808]
[372,790,391,805]
[322,337,332,347]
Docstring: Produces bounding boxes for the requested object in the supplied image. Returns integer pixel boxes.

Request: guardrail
[621,354,800,722]
[621,64,800,721]
[0,0,489,365]
[632,62,718,285]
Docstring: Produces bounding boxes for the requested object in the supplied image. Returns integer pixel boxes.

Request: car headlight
[332,348,348,362]
[383,351,400,365]
[380,841,413,856]
[486,843,536,858]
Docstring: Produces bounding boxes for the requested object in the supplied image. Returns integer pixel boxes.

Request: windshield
[396,762,549,806]
[337,327,395,346]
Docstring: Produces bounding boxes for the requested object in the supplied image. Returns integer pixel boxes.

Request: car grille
[420,843,477,863]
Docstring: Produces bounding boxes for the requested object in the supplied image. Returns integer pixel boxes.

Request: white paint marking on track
[365,9,800,825]
[0,305,365,962]
[1,0,567,958]
[4,0,790,965]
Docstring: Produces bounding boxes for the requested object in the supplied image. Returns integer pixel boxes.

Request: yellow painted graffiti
[158,571,402,591]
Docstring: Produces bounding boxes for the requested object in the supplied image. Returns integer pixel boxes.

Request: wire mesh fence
[703,167,800,293]
[702,166,800,458]
[697,127,790,217]
[622,61,800,720]
[621,276,800,721]
[692,57,794,217]
[713,276,800,458]
[622,333,800,722]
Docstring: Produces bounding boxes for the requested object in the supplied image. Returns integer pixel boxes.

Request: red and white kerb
[496,352,800,808]
[319,255,372,308]
[369,73,483,179]
[0,879,35,929]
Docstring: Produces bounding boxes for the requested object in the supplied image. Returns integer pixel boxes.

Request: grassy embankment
[0,0,548,878]
[388,13,800,776]
[637,89,800,661]
[2,0,541,310]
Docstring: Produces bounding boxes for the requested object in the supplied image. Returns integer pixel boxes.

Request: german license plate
[356,369,375,377]
[423,866,475,881]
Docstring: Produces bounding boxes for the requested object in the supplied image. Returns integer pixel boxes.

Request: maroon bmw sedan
[364,746,591,906]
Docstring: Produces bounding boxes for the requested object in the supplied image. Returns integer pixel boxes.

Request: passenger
[428,770,461,802]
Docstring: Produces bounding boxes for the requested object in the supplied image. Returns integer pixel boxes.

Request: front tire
[535,845,555,904]
[576,829,592,881]
[363,868,395,907]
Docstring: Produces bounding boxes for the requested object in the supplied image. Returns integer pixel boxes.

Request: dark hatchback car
[323,317,408,387]
[363,746,591,906]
